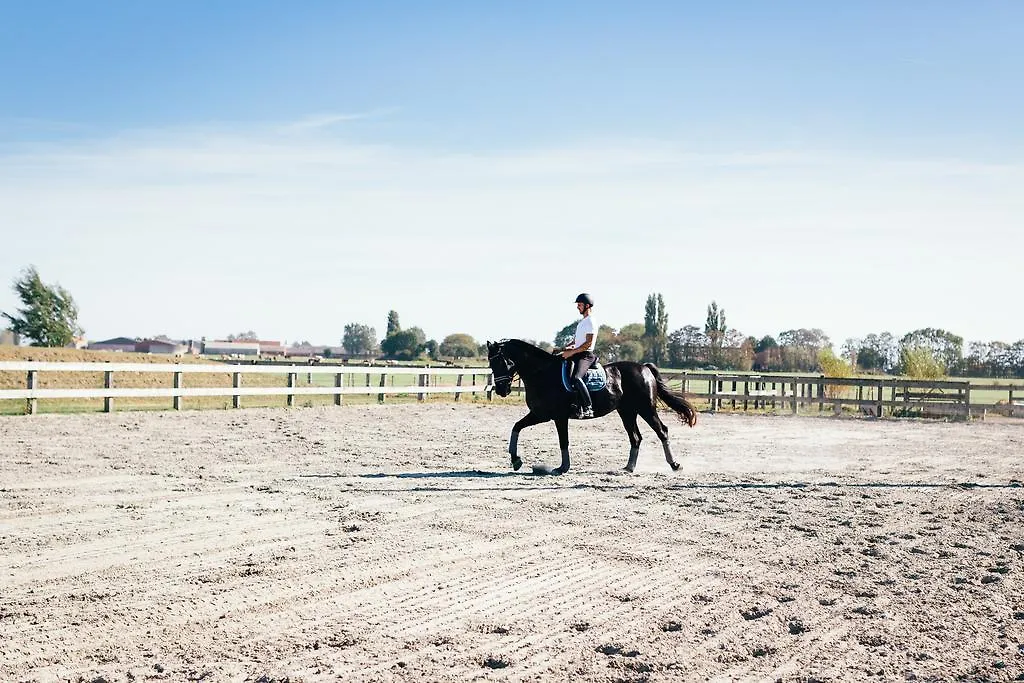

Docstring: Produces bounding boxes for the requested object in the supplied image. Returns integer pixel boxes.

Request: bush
[900,346,945,379]
[818,348,853,399]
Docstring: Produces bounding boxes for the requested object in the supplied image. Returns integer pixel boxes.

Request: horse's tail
[645,363,697,427]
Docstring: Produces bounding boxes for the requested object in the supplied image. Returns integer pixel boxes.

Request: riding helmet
[575,293,594,307]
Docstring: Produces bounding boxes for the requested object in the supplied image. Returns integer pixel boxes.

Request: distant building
[257,340,287,356]
[0,329,20,346]
[287,344,323,358]
[202,340,260,356]
[136,339,189,355]
[88,337,138,352]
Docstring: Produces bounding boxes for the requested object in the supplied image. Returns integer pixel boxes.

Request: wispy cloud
[0,121,1021,345]
[281,108,399,132]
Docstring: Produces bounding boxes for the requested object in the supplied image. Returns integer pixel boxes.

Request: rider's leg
[571,353,596,418]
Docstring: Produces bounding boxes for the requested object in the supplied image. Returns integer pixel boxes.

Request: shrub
[818,348,853,399]
[900,346,946,379]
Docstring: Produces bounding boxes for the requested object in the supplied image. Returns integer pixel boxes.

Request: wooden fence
[4,362,1022,420]
[0,362,495,415]
[662,372,1024,419]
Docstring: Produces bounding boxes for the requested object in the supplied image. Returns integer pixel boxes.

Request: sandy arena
[1,404,1022,682]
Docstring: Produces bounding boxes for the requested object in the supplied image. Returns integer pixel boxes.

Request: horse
[486,339,697,475]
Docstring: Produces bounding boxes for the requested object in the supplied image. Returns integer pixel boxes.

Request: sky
[1,1,1022,349]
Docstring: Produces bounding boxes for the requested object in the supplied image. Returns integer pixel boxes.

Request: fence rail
[662,372,1024,419]
[4,362,1022,419]
[0,362,495,414]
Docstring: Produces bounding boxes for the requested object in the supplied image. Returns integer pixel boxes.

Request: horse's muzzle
[494,382,512,397]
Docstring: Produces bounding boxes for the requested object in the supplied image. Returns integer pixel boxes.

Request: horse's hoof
[511,457,523,471]
[623,466,635,473]
[670,462,681,471]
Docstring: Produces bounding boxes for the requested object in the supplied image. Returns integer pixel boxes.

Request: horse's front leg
[509,411,548,471]
[554,417,570,474]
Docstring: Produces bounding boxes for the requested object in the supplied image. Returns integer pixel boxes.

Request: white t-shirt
[574,315,597,354]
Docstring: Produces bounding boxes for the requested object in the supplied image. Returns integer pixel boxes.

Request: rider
[561,293,598,419]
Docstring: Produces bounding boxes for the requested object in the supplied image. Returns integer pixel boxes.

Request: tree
[668,325,710,368]
[2,266,82,347]
[386,310,401,337]
[856,332,897,372]
[342,323,378,355]
[643,293,669,364]
[899,328,963,374]
[420,339,438,360]
[439,333,479,359]
[554,321,578,349]
[777,328,831,372]
[227,331,258,341]
[380,326,425,360]
[751,335,781,371]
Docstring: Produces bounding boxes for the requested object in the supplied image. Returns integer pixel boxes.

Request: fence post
[963,383,971,421]
[418,373,426,402]
[232,372,241,409]
[378,373,386,403]
[103,370,114,413]
[334,373,343,406]
[173,371,183,411]
[876,380,884,418]
[455,374,463,402]
[790,380,797,414]
[743,378,749,411]
[287,372,296,407]
[681,371,688,395]
[1010,388,1016,418]
[710,374,718,413]
[817,376,824,413]
[26,370,37,415]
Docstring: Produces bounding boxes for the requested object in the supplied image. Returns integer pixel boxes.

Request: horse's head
[486,340,515,398]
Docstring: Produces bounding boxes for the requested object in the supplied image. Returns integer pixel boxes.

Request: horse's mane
[501,338,559,366]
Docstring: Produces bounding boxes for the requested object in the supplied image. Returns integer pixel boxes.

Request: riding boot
[572,378,594,419]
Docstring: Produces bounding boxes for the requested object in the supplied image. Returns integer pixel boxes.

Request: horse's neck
[506,341,557,377]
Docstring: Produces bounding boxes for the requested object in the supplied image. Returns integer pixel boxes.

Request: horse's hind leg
[553,417,571,474]
[618,409,643,473]
[639,410,680,471]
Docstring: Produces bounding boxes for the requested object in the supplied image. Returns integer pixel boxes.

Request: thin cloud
[282,108,399,132]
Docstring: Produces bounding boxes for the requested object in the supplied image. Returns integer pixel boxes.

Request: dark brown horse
[486,339,697,475]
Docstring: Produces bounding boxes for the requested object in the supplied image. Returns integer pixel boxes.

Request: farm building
[257,340,287,356]
[201,340,260,356]
[87,337,138,353]
[136,339,189,355]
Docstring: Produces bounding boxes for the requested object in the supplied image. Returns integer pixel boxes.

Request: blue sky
[1,1,1022,348]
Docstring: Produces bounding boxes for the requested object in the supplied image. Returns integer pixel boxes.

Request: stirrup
[573,406,594,419]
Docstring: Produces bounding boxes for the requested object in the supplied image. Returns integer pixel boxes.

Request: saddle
[561,360,607,393]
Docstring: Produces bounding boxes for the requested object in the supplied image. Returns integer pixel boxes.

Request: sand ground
[1,404,1022,682]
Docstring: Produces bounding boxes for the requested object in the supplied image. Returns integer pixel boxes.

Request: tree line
[3,267,1023,377]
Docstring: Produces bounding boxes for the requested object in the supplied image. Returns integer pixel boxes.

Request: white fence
[0,362,495,414]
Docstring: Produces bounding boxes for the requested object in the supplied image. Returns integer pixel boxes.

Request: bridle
[488,344,517,386]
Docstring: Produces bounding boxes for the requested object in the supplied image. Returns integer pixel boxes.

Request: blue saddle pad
[562,361,607,393]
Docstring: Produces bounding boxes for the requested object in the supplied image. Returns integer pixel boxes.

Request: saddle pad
[561,361,607,393]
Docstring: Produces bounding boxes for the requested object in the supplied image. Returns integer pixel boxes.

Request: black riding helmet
[575,293,594,307]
